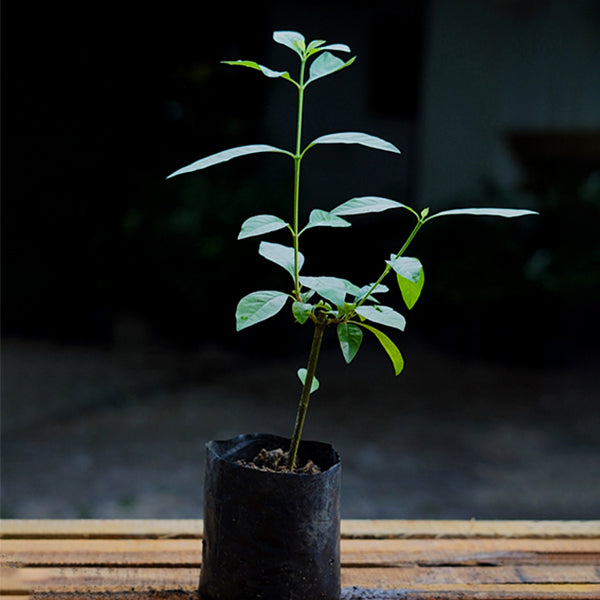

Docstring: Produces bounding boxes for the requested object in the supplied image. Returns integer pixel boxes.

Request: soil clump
[236,447,322,474]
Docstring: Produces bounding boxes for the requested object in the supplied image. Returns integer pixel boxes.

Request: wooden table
[1,520,599,599]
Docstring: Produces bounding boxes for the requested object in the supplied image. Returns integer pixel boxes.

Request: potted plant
[168,30,537,600]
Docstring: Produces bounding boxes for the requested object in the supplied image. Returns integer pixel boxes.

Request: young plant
[168,31,537,471]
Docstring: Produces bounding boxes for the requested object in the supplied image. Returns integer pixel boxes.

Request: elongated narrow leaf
[299,275,347,307]
[307,52,355,85]
[292,301,313,324]
[307,39,326,53]
[222,60,295,83]
[397,267,424,310]
[331,196,407,216]
[297,368,319,394]
[167,144,291,178]
[273,31,305,56]
[238,214,288,240]
[259,241,303,278]
[356,322,404,375]
[428,208,538,220]
[337,322,363,363]
[302,209,351,232]
[318,43,351,53]
[307,132,401,154]
[236,291,288,331]
[386,256,423,284]
[355,305,406,331]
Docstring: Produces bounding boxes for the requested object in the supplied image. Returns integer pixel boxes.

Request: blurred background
[2,0,599,519]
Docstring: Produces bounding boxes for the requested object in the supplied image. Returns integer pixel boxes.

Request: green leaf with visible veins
[307,52,355,85]
[356,322,404,375]
[236,291,288,331]
[299,275,347,307]
[303,209,351,231]
[355,305,406,331]
[337,322,363,363]
[386,256,422,284]
[259,241,304,279]
[331,196,407,216]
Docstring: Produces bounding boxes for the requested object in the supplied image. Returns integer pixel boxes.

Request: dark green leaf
[292,301,313,324]
[238,214,288,240]
[337,322,363,363]
[236,291,288,331]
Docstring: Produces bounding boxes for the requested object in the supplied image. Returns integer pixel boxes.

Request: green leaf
[307,132,401,154]
[337,322,363,363]
[356,322,404,375]
[167,144,291,178]
[307,52,355,85]
[302,209,351,232]
[427,208,538,220]
[259,241,303,278]
[355,283,390,302]
[318,43,351,53]
[299,275,347,307]
[397,267,424,310]
[273,31,305,57]
[236,291,288,331]
[306,39,326,53]
[222,60,295,84]
[331,196,407,216]
[297,368,319,394]
[386,256,423,284]
[355,305,406,331]
[238,214,288,240]
[292,301,313,324]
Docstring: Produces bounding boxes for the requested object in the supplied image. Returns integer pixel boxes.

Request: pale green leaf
[299,275,347,307]
[273,31,305,56]
[297,368,319,394]
[355,305,406,332]
[331,196,407,216]
[307,39,326,53]
[259,241,303,278]
[319,43,351,53]
[356,322,404,375]
[307,52,355,85]
[355,283,390,303]
[337,322,363,363]
[292,301,313,324]
[238,214,288,240]
[221,60,294,83]
[167,144,291,178]
[427,208,538,220]
[397,267,424,310]
[236,291,288,331]
[302,209,351,232]
[386,256,423,284]
[307,132,401,154]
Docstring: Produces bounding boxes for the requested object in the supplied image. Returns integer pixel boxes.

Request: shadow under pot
[199,432,342,600]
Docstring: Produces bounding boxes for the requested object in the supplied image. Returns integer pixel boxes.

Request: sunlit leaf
[259,241,303,278]
[302,209,351,232]
[307,52,355,85]
[167,144,291,178]
[386,256,422,284]
[238,214,288,240]
[355,305,406,331]
[273,31,305,57]
[331,196,407,216]
[222,60,295,84]
[297,368,319,394]
[299,275,347,307]
[307,132,400,154]
[356,322,404,375]
[428,208,538,220]
[397,267,424,310]
[337,322,363,363]
[236,291,288,331]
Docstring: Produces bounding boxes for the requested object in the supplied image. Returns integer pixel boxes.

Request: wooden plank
[3,537,600,568]
[2,519,600,539]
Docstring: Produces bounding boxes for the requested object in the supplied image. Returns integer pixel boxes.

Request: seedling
[168,31,537,470]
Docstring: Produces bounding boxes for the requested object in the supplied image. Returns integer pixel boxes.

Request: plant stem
[292,58,307,299]
[287,315,327,471]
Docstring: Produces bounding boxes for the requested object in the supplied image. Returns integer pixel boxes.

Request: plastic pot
[199,432,341,600]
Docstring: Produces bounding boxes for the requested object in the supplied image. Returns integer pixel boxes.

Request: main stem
[287,316,327,471]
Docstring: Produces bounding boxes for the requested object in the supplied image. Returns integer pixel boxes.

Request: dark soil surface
[2,331,600,519]
[236,447,322,473]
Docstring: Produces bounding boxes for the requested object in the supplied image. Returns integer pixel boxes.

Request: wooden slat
[3,519,600,539]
